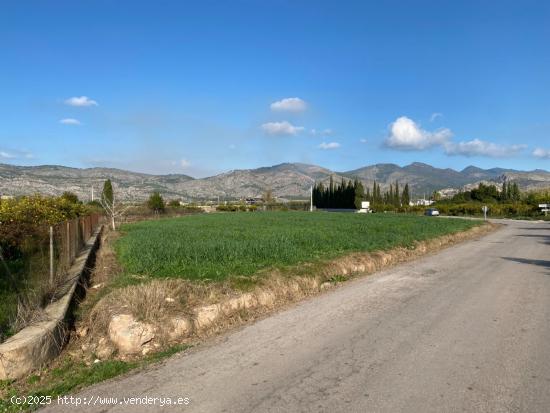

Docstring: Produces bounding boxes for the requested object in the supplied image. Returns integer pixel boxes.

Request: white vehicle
[424,208,440,216]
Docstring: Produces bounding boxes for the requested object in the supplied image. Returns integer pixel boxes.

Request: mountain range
[1,162,549,202]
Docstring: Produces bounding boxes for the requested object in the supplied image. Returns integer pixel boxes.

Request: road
[44,219,550,413]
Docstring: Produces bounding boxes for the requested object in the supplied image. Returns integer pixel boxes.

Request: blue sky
[1,0,549,177]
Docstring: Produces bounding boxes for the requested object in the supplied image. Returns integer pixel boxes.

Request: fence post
[66,221,71,265]
[49,226,54,287]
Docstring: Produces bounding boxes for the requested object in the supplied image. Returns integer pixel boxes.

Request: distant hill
[1,162,549,201]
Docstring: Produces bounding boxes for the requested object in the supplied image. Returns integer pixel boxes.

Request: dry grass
[90,228,122,285]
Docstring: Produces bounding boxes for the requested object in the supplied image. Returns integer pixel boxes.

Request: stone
[108,314,155,354]
[168,317,192,340]
[221,293,258,315]
[96,337,115,359]
[76,326,89,338]
[320,282,332,290]
[194,304,221,329]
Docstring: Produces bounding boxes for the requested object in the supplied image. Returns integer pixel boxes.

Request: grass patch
[115,212,481,283]
[0,344,189,411]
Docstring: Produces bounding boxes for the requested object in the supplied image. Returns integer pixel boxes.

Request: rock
[320,282,332,290]
[165,297,175,303]
[221,293,258,315]
[194,304,221,329]
[96,337,115,359]
[242,293,258,309]
[108,314,155,354]
[168,317,192,340]
[76,326,89,338]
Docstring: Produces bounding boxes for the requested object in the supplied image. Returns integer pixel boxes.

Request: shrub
[147,192,165,213]
[168,199,181,208]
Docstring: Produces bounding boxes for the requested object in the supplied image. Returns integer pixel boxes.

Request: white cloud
[261,121,304,136]
[533,148,550,159]
[318,142,340,150]
[0,148,33,160]
[310,128,333,136]
[385,116,452,150]
[64,96,98,107]
[180,159,191,168]
[0,151,16,159]
[270,97,307,112]
[444,139,526,158]
[59,118,81,125]
[430,112,443,122]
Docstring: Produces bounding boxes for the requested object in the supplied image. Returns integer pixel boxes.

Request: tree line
[447,182,521,203]
[313,177,411,209]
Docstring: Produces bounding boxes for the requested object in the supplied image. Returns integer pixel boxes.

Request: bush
[434,201,539,217]
[147,192,165,213]
[0,195,93,339]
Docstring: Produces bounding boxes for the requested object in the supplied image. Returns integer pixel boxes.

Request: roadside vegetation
[0,344,189,412]
[434,184,550,219]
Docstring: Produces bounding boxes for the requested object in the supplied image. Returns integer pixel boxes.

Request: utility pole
[310,185,313,212]
[91,185,94,202]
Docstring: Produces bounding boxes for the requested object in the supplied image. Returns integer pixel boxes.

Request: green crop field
[114,212,481,283]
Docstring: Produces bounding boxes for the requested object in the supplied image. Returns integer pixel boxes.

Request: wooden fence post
[66,221,70,266]
[49,226,54,287]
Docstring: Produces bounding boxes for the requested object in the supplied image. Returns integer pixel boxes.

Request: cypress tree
[512,182,520,201]
[402,183,410,206]
[329,176,334,208]
[501,181,508,201]
[102,179,114,206]
[354,179,365,209]
[394,181,400,206]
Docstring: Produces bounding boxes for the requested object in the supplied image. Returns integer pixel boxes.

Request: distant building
[245,197,264,205]
[358,201,371,213]
[410,199,434,206]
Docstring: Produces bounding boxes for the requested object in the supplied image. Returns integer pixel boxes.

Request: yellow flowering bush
[0,195,88,226]
[0,195,90,259]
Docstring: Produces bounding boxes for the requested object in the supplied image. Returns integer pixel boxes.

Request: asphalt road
[44,219,550,413]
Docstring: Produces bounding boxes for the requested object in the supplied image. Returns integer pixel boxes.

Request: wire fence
[50,213,101,284]
[0,213,102,339]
